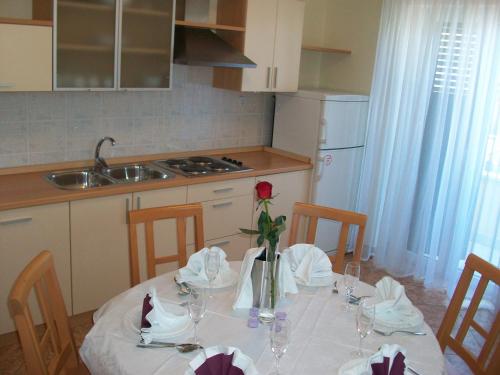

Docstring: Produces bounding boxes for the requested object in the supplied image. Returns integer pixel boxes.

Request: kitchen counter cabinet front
[0,203,71,334]
[71,194,132,314]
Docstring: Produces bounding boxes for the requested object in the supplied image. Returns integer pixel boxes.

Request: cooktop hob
[153,156,253,177]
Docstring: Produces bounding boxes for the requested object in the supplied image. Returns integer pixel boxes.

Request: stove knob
[222,156,229,161]
[237,161,243,166]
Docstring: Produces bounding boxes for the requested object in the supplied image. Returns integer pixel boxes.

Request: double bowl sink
[46,163,175,190]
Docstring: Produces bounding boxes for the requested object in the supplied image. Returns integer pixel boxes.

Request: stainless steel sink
[46,170,115,190]
[101,164,175,183]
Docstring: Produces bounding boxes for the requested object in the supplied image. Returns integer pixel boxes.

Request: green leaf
[239,228,260,235]
[257,234,264,246]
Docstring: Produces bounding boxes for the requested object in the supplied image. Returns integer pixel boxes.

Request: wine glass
[343,261,361,311]
[269,319,291,375]
[353,298,375,357]
[187,286,207,345]
[204,249,221,299]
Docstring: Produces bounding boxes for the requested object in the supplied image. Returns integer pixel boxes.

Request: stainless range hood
[173,27,256,69]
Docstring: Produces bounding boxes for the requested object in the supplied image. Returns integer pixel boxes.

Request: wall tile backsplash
[0,66,274,169]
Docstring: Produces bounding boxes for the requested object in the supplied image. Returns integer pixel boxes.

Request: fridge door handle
[315,156,325,181]
[319,118,327,145]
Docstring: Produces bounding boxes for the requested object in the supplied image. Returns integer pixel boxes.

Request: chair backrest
[436,254,500,375]
[8,251,79,375]
[288,202,367,274]
[128,203,205,286]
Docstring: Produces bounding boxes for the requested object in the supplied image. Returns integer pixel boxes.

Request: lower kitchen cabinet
[70,194,132,314]
[253,170,311,248]
[207,234,252,261]
[0,203,71,334]
[132,187,188,280]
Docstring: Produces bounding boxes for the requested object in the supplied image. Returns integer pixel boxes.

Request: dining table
[80,261,446,374]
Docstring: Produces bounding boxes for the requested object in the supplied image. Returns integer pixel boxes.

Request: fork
[373,329,427,336]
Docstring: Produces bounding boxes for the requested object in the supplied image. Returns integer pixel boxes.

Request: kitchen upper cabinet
[132,187,189,279]
[0,203,71,334]
[214,0,305,92]
[54,0,174,90]
[252,170,310,247]
[0,23,52,91]
[70,194,132,314]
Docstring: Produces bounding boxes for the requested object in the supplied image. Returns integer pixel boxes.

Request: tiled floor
[0,259,485,374]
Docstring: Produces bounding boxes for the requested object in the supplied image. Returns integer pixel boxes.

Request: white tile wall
[0,66,274,168]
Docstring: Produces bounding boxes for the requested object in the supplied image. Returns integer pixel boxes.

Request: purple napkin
[371,352,406,375]
[195,353,244,375]
[141,294,152,329]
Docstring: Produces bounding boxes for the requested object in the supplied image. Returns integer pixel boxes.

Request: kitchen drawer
[203,195,253,240]
[207,234,251,261]
[187,177,255,203]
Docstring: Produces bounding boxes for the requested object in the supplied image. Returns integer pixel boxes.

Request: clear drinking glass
[204,249,221,299]
[353,298,375,357]
[187,287,207,345]
[343,261,361,311]
[269,319,291,375]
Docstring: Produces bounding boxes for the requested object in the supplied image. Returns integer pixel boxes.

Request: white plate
[295,273,335,287]
[338,358,409,375]
[371,305,424,332]
[123,299,191,339]
[178,269,239,289]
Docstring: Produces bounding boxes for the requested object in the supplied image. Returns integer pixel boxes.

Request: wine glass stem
[275,356,281,374]
[209,281,213,299]
[358,336,363,355]
[194,322,198,344]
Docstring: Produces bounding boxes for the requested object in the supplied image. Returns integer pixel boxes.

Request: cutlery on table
[137,340,203,352]
[174,276,191,295]
[407,365,422,375]
[373,329,427,336]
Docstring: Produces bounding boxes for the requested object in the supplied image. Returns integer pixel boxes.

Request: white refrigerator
[272,89,369,253]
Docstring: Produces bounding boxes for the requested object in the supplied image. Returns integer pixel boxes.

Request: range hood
[173,27,256,69]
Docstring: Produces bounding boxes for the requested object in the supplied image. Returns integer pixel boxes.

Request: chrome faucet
[94,136,116,171]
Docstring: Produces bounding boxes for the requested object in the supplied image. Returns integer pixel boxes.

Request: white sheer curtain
[358,0,500,298]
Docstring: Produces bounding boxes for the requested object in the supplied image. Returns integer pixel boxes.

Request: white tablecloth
[80,262,445,375]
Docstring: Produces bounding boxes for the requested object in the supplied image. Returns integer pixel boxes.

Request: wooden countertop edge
[0,146,309,176]
[0,148,312,211]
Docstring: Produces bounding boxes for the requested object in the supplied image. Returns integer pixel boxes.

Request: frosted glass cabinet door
[120,0,174,89]
[55,0,117,89]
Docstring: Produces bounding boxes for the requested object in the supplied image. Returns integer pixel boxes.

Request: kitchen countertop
[0,147,312,211]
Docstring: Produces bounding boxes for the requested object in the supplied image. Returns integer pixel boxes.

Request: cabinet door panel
[0,24,52,92]
[120,0,174,89]
[71,194,131,314]
[133,187,188,281]
[55,0,117,89]
[252,170,310,248]
[187,177,255,203]
[0,203,70,334]
[272,0,305,92]
[241,0,278,92]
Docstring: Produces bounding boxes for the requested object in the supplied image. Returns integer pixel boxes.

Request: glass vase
[258,239,279,324]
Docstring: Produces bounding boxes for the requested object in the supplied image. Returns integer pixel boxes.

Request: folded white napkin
[368,276,424,331]
[339,344,407,375]
[233,247,298,310]
[185,345,259,375]
[140,288,190,344]
[282,244,333,285]
[177,247,233,286]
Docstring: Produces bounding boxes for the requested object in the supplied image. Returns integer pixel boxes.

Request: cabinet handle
[0,82,14,88]
[273,67,278,89]
[319,118,328,144]
[136,196,141,210]
[315,156,325,181]
[266,67,272,89]
[0,217,32,225]
[210,240,230,247]
[213,187,233,194]
[212,201,233,209]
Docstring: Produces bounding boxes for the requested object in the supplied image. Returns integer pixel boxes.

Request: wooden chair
[436,254,500,375]
[288,202,367,274]
[8,251,88,375]
[128,203,205,286]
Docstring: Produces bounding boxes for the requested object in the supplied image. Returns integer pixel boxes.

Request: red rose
[256,181,273,200]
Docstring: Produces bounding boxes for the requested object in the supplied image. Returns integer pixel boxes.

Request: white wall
[0,0,32,19]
